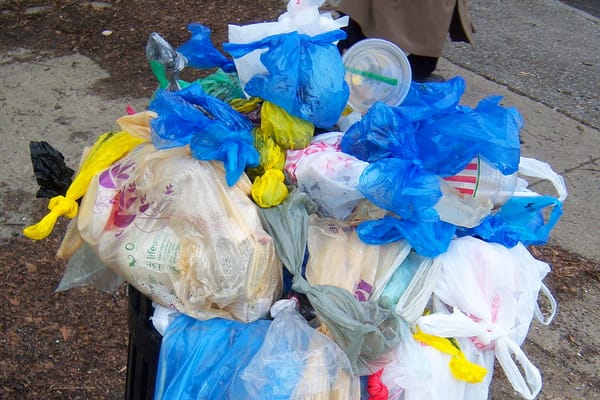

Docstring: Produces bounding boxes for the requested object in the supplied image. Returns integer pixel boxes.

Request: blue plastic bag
[224,30,349,128]
[341,79,522,177]
[456,195,564,247]
[340,101,419,163]
[394,77,466,122]
[357,158,441,222]
[416,95,523,176]
[154,315,271,400]
[148,83,259,186]
[177,23,235,73]
[356,216,456,258]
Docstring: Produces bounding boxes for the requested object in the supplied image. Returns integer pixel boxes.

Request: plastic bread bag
[305,215,410,300]
[76,143,282,322]
[240,298,360,399]
[416,236,557,399]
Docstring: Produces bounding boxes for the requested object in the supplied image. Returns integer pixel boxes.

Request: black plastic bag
[29,141,74,198]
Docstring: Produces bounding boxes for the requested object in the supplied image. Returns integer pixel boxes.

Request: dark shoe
[408,54,439,81]
[413,73,446,83]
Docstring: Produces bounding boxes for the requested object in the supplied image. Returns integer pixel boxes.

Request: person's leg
[337,14,367,54]
[407,54,439,82]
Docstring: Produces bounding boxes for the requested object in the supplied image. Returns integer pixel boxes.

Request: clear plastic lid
[342,38,412,114]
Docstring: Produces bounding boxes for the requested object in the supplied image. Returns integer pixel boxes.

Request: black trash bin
[125,284,162,400]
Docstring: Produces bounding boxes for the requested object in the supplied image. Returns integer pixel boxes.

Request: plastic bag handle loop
[395,257,443,323]
[534,283,557,325]
[515,157,567,202]
[495,338,542,400]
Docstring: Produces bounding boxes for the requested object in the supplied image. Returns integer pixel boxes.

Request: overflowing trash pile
[24,1,568,399]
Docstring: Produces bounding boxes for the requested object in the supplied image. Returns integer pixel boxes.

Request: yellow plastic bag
[261,101,314,150]
[246,127,286,180]
[251,169,289,208]
[229,96,262,113]
[23,130,146,240]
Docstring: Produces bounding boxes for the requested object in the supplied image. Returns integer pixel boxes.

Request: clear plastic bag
[240,299,360,399]
[77,143,282,322]
[258,190,403,375]
[55,242,124,294]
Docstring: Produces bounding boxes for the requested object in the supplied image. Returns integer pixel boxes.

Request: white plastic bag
[285,132,368,219]
[514,156,568,201]
[380,320,491,400]
[416,236,556,399]
[77,144,282,322]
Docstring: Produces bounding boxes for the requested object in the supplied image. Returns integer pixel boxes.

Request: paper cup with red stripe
[443,157,518,207]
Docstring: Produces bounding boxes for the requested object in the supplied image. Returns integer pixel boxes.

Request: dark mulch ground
[0,1,598,399]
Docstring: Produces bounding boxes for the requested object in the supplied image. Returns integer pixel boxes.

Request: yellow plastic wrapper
[23,130,146,240]
[251,168,289,208]
[229,96,262,113]
[261,101,314,150]
[246,127,286,180]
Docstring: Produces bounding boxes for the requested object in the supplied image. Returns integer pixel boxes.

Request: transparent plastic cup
[342,38,412,114]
